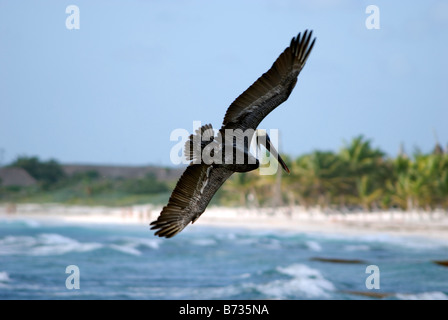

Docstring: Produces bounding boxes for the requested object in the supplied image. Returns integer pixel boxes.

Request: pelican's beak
[257,131,290,174]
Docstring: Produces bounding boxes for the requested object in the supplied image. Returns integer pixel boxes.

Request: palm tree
[389,154,433,210]
[292,151,348,208]
[426,153,448,209]
[355,175,383,211]
[338,135,388,209]
[339,135,385,175]
[217,135,448,212]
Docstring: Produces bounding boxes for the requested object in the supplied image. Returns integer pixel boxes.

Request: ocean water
[0,217,447,300]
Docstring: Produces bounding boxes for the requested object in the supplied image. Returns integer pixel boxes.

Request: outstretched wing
[150,164,233,238]
[222,30,316,131]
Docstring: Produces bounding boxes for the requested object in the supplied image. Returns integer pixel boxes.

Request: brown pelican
[150,30,316,238]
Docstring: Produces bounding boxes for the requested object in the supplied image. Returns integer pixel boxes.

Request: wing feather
[222,30,316,129]
[150,164,233,238]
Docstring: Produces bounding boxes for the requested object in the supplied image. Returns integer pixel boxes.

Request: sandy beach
[1,203,448,241]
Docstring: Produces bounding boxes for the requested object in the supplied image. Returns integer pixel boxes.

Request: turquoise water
[0,217,447,300]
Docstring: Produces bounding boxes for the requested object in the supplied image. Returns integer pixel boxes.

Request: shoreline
[1,203,448,241]
[195,207,448,241]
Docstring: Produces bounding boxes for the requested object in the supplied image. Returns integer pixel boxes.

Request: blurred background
[1,0,447,208]
[1,0,447,163]
[1,0,448,301]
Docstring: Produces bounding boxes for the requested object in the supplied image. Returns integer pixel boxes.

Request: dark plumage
[151,30,316,238]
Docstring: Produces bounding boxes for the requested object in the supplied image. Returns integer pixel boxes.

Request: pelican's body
[151,30,316,238]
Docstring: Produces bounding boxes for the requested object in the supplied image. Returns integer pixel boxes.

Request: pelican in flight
[150,30,316,238]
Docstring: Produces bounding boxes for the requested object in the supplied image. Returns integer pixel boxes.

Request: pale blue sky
[1,0,447,166]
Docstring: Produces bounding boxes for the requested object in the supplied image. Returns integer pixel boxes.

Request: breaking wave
[251,264,335,299]
[0,234,103,256]
[305,240,323,252]
[118,237,161,250]
[0,272,10,283]
[0,271,11,289]
[0,234,162,257]
[107,237,161,256]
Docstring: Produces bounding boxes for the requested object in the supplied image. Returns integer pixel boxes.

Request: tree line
[222,135,448,211]
[0,156,170,204]
[2,136,447,211]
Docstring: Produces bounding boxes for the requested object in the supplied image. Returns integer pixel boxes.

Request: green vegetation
[1,136,447,210]
[10,156,66,189]
[0,157,172,206]
[222,135,448,211]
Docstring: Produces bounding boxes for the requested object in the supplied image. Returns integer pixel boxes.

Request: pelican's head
[255,129,290,174]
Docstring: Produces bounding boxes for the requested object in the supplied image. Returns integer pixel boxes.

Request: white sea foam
[0,233,102,256]
[0,271,11,289]
[137,238,161,250]
[396,291,448,300]
[32,234,103,256]
[253,264,335,299]
[107,237,161,256]
[120,237,161,250]
[109,244,142,256]
[354,233,448,250]
[305,240,323,252]
[0,271,10,282]
[313,232,447,250]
